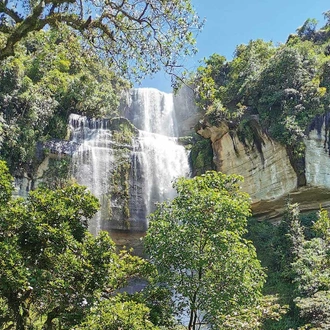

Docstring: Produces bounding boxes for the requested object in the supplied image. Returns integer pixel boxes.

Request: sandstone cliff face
[198,119,330,219]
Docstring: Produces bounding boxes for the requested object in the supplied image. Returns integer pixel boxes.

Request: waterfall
[70,88,190,236]
[69,115,116,235]
[127,88,190,218]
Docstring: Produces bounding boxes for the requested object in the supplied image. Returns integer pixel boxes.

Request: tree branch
[0,1,46,60]
[0,2,23,24]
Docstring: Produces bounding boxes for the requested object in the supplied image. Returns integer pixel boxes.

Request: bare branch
[138,3,149,21]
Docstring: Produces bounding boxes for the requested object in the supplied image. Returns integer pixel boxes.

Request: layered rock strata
[197,118,330,219]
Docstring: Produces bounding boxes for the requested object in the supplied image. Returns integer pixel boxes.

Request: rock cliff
[197,117,330,219]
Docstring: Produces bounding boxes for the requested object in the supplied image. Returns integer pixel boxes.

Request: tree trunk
[43,306,61,330]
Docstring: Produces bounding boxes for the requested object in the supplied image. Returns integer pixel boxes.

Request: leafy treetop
[144,171,265,329]
[0,160,153,330]
[0,0,203,82]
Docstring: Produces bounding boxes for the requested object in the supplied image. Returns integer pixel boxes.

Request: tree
[0,0,202,81]
[289,207,330,329]
[0,159,14,204]
[0,160,150,329]
[296,18,318,40]
[144,171,265,329]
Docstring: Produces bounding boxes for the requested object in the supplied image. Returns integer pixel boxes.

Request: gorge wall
[197,116,330,219]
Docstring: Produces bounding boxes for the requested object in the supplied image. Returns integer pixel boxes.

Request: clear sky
[137,0,330,92]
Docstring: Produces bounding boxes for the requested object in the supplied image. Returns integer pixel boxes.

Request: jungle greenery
[2,153,329,329]
[1,162,275,330]
[246,203,330,330]
[193,11,330,181]
[0,25,129,177]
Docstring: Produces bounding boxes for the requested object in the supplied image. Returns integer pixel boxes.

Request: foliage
[144,171,265,329]
[0,0,203,83]
[289,208,330,329]
[76,296,159,330]
[246,207,323,330]
[0,160,14,204]
[195,40,275,119]
[313,208,330,240]
[296,18,318,40]
[0,160,151,330]
[189,134,214,176]
[39,157,71,189]
[246,203,330,329]
[193,16,330,173]
[0,26,128,176]
[110,117,138,145]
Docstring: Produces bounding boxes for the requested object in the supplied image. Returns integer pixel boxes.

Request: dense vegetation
[145,172,265,329]
[1,1,330,328]
[246,204,330,329]
[0,25,129,178]
[2,151,330,329]
[0,160,154,329]
[193,12,330,182]
[1,162,270,329]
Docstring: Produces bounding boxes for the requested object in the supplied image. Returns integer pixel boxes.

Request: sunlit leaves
[193,22,330,165]
[76,297,159,330]
[144,171,265,329]
[0,161,14,205]
[0,166,150,329]
[286,205,330,328]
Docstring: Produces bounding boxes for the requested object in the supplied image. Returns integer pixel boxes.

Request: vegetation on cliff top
[193,11,330,177]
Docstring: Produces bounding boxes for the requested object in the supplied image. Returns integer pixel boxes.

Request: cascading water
[70,88,190,239]
[127,88,190,218]
[69,115,117,235]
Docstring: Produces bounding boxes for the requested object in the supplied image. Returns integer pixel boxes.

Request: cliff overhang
[197,116,330,219]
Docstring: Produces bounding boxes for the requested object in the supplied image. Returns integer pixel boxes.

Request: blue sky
[138,0,330,92]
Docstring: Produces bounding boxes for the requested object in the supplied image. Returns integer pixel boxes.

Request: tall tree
[0,0,202,81]
[144,171,265,330]
[289,207,330,329]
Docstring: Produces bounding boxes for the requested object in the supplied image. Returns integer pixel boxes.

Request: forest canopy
[0,26,129,176]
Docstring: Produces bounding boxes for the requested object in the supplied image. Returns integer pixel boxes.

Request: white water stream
[70,88,190,238]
